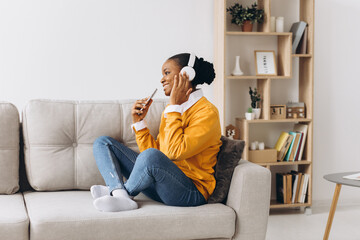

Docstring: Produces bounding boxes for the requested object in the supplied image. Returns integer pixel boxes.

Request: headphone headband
[188,53,196,67]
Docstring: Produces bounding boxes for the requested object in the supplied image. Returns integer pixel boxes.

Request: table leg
[323,183,342,240]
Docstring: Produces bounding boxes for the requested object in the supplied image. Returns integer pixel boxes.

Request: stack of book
[276,171,309,204]
[274,124,308,161]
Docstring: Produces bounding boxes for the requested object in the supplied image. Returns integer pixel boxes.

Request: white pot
[245,112,254,120]
[252,108,261,119]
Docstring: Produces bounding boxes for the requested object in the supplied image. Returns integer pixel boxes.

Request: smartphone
[138,88,157,114]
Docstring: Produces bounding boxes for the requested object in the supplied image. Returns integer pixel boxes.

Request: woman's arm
[131,98,160,151]
[162,106,220,161]
[134,127,160,151]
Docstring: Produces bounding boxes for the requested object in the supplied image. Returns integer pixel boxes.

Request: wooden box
[287,102,306,119]
[248,148,277,163]
[270,105,286,119]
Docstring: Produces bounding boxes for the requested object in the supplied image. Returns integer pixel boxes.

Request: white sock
[93,190,138,212]
[90,185,110,199]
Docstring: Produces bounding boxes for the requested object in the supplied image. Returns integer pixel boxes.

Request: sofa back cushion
[0,102,20,194]
[22,99,167,191]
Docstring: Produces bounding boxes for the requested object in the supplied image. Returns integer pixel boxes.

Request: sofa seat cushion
[23,191,235,240]
[0,193,29,240]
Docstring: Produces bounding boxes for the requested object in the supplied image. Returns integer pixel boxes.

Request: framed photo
[254,50,277,76]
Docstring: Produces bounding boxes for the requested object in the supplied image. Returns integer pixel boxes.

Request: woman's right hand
[132,98,153,123]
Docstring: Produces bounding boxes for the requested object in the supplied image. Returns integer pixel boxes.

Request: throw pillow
[208,135,245,204]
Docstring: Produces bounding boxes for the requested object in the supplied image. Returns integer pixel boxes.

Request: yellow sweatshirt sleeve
[134,128,160,152]
[162,106,220,161]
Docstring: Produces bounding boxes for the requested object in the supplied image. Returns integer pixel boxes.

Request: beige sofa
[0,100,271,240]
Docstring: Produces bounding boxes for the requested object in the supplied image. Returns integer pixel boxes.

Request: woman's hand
[170,72,193,105]
[132,98,153,123]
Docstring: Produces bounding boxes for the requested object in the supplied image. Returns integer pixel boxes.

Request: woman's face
[161,59,181,96]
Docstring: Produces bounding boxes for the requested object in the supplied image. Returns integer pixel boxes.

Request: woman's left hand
[170,72,193,105]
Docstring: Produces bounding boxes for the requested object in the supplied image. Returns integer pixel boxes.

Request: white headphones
[180,53,196,81]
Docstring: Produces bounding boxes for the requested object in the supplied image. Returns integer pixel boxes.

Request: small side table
[323,172,360,240]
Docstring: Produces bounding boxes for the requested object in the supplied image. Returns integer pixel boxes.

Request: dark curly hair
[168,53,216,88]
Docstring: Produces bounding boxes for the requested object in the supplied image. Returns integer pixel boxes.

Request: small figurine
[225,124,240,140]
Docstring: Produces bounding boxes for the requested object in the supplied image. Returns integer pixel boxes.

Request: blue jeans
[93,136,207,207]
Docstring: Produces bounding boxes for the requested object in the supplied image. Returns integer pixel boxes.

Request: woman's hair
[168,53,216,87]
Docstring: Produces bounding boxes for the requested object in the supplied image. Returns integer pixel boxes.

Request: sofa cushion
[208,136,245,204]
[0,193,29,240]
[22,99,167,191]
[23,191,235,240]
[0,102,20,194]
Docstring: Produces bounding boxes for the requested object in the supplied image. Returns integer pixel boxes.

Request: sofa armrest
[226,160,271,240]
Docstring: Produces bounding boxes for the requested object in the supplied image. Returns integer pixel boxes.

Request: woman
[91,53,222,212]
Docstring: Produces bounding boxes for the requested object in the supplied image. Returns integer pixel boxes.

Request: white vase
[252,108,261,119]
[231,56,244,76]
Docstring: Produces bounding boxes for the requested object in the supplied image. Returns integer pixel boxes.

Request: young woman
[91,53,222,212]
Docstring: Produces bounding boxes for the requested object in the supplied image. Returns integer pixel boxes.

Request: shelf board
[226,31,292,37]
[236,118,312,123]
[227,75,291,80]
[292,54,312,58]
[270,200,311,209]
[257,160,312,167]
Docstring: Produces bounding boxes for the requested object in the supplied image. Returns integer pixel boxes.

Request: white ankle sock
[90,185,110,199]
[93,191,138,212]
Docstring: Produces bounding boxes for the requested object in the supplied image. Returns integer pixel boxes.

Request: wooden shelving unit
[214,0,314,210]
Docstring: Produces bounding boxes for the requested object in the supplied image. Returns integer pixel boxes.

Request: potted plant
[249,87,261,119]
[226,2,264,32]
[245,107,254,120]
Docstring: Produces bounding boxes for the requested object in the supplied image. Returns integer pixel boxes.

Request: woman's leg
[92,136,141,211]
[92,136,162,202]
[93,136,138,193]
[124,148,207,207]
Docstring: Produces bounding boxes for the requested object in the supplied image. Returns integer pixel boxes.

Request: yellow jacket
[134,96,222,200]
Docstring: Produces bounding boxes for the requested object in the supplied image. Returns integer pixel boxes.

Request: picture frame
[254,50,277,76]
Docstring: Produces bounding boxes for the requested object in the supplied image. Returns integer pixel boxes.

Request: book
[286,174,292,204]
[294,173,303,203]
[293,124,308,160]
[343,172,360,180]
[276,173,286,203]
[297,174,305,203]
[289,132,301,161]
[296,26,308,54]
[294,132,304,160]
[291,171,299,204]
[284,132,297,161]
[289,21,307,54]
[278,134,294,161]
[300,174,309,203]
[274,132,289,159]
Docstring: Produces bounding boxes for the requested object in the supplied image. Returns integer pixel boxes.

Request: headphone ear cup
[180,66,196,81]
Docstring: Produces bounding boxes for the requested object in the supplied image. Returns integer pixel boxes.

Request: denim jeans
[93,136,207,207]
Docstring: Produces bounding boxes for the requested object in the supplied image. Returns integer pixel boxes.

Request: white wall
[0,0,214,111]
[313,0,360,203]
[1,0,359,203]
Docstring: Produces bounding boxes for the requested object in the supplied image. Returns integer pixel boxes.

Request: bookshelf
[214,0,314,210]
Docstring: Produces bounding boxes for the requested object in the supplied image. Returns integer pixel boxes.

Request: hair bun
[192,57,216,86]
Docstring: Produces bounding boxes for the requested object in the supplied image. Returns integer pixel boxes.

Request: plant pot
[252,108,261,119]
[245,112,254,120]
[242,20,253,32]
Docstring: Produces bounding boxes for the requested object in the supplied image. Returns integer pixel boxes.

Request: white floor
[266,203,360,240]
